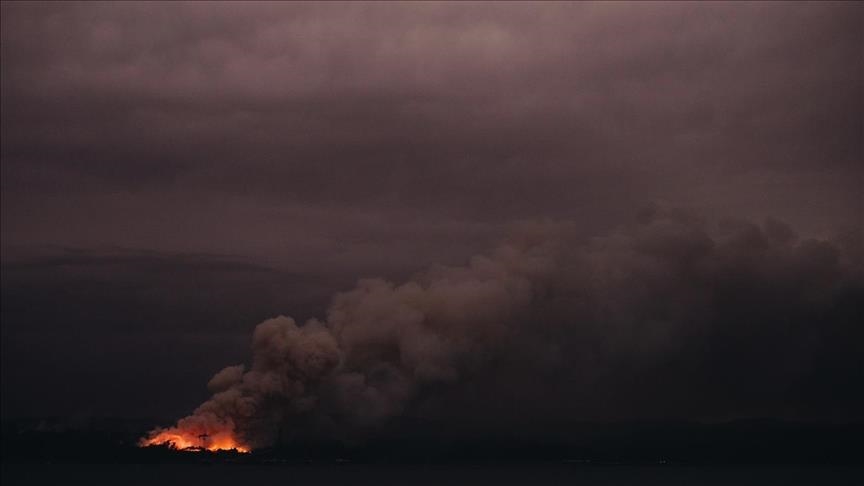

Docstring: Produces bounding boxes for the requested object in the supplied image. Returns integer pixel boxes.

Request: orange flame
[139,428,250,453]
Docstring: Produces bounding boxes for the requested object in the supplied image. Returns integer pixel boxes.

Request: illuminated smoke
[142,208,863,450]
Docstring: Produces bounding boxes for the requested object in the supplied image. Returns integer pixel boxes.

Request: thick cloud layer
[2,2,861,260]
[145,210,862,448]
[1,3,861,427]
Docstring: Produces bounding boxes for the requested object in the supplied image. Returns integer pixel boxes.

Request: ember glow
[139,428,250,453]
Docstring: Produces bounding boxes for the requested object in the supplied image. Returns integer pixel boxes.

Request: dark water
[2,464,862,486]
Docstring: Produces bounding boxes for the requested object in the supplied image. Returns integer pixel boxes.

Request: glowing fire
[139,428,250,453]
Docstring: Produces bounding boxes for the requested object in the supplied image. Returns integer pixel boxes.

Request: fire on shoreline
[139,429,250,453]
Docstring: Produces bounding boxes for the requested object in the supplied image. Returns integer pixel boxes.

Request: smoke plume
[144,208,863,449]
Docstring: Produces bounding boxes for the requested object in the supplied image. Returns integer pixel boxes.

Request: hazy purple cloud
[1,2,861,421]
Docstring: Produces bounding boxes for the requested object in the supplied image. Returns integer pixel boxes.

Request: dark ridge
[2,418,861,466]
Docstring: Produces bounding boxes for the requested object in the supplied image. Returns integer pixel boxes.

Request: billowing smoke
[143,208,863,449]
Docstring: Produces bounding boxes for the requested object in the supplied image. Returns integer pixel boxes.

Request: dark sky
[1,2,861,427]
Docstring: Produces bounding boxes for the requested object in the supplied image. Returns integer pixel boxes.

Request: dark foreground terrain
[2,463,863,486]
[1,418,862,485]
